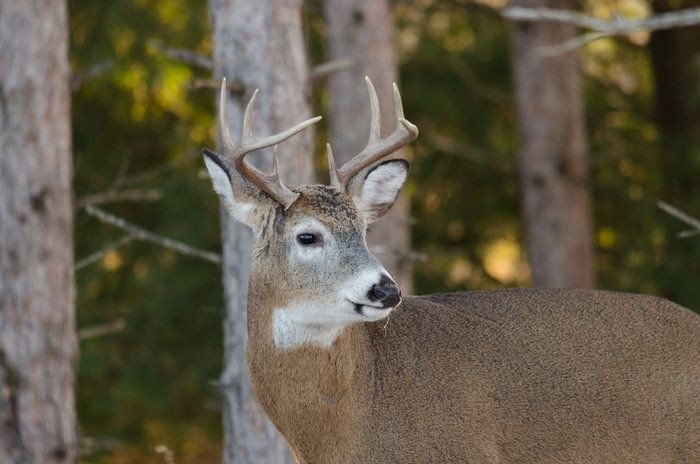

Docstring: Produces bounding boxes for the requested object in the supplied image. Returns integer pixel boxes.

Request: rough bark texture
[0,1,78,463]
[209,0,314,462]
[323,0,413,293]
[508,0,595,288]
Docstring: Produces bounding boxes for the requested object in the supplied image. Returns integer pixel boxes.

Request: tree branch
[109,152,132,190]
[80,437,121,457]
[310,59,353,81]
[149,41,212,70]
[71,59,115,92]
[75,233,136,271]
[503,6,700,33]
[85,205,221,264]
[657,201,700,239]
[187,78,244,94]
[79,319,127,340]
[118,151,199,187]
[76,189,162,209]
[502,6,700,54]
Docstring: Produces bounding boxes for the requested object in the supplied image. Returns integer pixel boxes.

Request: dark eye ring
[297,233,317,246]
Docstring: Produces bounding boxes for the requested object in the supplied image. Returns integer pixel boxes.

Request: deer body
[203,79,700,463]
[247,284,699,463]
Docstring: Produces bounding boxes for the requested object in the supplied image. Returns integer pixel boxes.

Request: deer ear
[202,149,255,225]
[347,159,409,225]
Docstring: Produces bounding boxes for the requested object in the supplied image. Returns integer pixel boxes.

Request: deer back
[357,288,700,463]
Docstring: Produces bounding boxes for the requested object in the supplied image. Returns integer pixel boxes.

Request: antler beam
[328,77,419,190]
[219,78,321,208]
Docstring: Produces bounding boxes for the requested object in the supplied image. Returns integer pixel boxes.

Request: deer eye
[297,233,317,246]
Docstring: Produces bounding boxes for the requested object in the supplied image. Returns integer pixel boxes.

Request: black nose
[368,275,401,308]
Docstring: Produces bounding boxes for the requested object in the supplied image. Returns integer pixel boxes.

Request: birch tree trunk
[508,0,596,288]
[209,0,314,462]
[0,1,78,463]
[323,0,414,293]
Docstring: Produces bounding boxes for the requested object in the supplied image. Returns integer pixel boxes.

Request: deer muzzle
[368,274,401,308]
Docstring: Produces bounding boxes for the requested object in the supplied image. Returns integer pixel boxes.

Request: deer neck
[245,274,373,460]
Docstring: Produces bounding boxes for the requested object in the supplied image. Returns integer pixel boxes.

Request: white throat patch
[272,303,348,349]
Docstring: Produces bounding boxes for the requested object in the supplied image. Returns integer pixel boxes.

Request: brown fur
[247,284,699,464]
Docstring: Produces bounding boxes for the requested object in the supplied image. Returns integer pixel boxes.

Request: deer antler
[219,78,322,208]
[327,77,418,190]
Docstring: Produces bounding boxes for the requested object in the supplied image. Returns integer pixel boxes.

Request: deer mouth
[351,302,393,321]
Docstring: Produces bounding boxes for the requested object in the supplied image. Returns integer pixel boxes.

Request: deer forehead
[286,185,365,235]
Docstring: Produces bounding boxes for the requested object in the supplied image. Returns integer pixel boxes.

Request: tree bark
[323,0,414,293]
[508,0,595,288]
[0,1,78,463]
[208,0,314,462]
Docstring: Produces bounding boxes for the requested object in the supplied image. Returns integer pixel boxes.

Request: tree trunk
[508,0,595,288]
[649,0,700,137]
[648,1,700,202]
[209,0,314,462]
[323,0,414,293]
[0,1,78,463]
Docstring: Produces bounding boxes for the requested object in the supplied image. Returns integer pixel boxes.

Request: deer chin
[351,302,395,321]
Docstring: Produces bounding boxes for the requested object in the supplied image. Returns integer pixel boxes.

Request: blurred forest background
[2,0,699,462]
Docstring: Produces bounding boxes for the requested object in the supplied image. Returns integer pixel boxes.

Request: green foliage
[70,0,700,462]
[398,4,524,292]
[71,0,221,461]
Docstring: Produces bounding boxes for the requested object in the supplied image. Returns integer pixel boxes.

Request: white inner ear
[353,161,407,224]
[204,156,254,224]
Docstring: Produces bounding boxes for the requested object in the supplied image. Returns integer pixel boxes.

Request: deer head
[203,78,417,348]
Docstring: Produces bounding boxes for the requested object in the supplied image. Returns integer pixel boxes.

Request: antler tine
[334,77,419,189]
[392,82,405,121]
[218,78,322,209]
[270,145,282,180]
[219,78,237,155]
[240,88,260,142]
[326,143,341,188]
[367,77,381,142]
[393,81,418,135]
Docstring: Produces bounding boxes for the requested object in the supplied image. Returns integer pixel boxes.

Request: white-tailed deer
[203,78,700,464]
